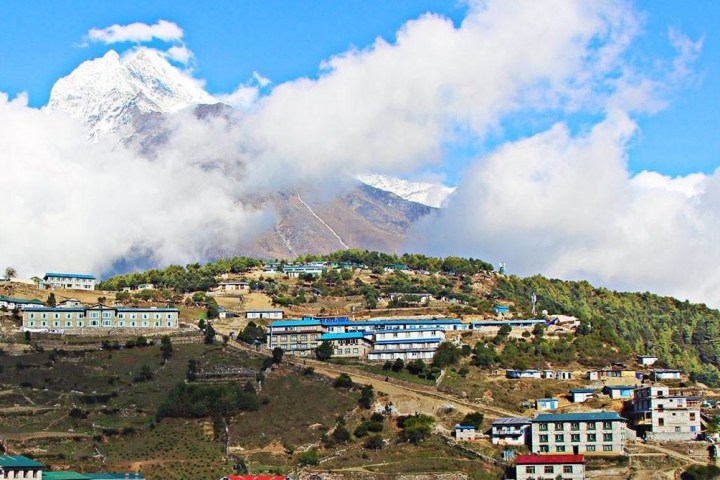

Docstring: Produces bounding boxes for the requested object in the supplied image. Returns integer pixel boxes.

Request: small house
[245,309,284,320]
[542,370,556,379]
[637,355,658,366]
[651,369,682,381]
[603,385,636,400]
[515,454,585,480]
[536,398,559,410]
[557,371,573,380]
[569,388,595,403]
[454,424,477,441]
[494,304,511,315]
[519,369,542,379]
[491,417,531,446]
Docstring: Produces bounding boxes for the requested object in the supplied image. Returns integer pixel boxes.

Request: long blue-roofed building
[43,272,96,290]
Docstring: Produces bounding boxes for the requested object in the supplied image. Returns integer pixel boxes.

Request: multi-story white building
[318,332,373,358]
[266,319,323,356]
[0,454,45,480]
[531,412,626,455]
[491,417,532,446]
[43,272,95,290]
[632,385,701,441]
[22,305,179,331]
[368,327,445,361]
[515,454,585,480]
[245,309,284,319]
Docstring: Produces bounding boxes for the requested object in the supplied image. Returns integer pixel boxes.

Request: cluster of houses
[0,455,143,480]
[20,299,179,333]
[266,315,581,361]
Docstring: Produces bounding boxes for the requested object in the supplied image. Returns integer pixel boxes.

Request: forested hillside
[494,275,720,386]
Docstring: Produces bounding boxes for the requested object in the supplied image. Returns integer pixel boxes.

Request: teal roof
[0,455,44,468]
[570,388,595,394]
[45,272,95,279]
[533,412,625,423]
[604,385,635,390]
[320,332,367,340]
[271,319,321,327]
[0,296,43,304]
[44,472,92,480]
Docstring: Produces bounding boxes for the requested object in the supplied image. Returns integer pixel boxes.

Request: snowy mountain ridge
[356,174,455,208]
[46,48,217,141]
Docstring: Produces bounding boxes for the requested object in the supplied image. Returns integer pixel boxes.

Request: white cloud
[165,45,194,65]
[252,72,271,88]
[0,93,271,278]
[87,20,183,44]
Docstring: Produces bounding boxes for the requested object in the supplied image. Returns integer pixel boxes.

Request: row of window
[537,444,614,453]
[276,334,320,342]
[28,312,175,320]
[538,433,613,443]
[525,465,576,474]
[28,320,175,328]
[334,347,360,354]
[538,421,614,431]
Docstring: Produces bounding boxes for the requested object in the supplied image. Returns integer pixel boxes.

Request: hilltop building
[490,417,532,446]
[0,296,43,310]
[43,272,95,290]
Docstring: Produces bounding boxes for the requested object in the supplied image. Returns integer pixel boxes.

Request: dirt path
[2,431,90,441]
[635,442,706,465]
[226,340,518,419]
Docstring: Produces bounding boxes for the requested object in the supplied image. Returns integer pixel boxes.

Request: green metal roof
[0,296,43,304]
[43,472,92,480]
[533,412,625,423]
[0,455,44,468]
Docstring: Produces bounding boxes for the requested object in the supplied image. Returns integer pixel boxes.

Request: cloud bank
[2,0,716,305]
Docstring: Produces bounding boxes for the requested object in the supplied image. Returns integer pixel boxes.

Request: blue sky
[0,0,717,178]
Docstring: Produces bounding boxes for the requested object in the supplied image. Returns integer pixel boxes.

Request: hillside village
[2,252,720,480]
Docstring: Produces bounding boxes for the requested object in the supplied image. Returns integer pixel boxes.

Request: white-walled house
[43,272,95,290]
[491,417,531,446]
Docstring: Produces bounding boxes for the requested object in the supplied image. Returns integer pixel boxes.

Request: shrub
[298,448,319,466]
[364,434,384,450]
[333,373,353,389]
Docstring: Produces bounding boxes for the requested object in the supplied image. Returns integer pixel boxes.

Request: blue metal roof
[369,348,437,354]
[533,412,625,423]
[271,319,321,327]
[320,332,367,341]
[537,398,559,402]
[604,385,636,390]
[44,272,95,279]
[471,319,546,326]
[455,424,476,430]
[570,388,595,394]
[374,337,442,345]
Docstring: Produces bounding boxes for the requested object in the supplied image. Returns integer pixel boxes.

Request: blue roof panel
[533,412,625,423]
[44,273,95,279]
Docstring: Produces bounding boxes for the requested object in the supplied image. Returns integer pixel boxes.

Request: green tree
[315,341,334,361]
[160,335,173,361]
[272,347,284,364]
[399,414,435,444]
[331,424,351,444]
[298,448,320,466]
[46,292,57,307]
[358,384,374,409]
[4,267,17,280]
[333,373,353,389]
[206,297,219,319]
[460,412,485,429]
[364,434,384,450]
[204,324,216,344]
[186,358,198,382]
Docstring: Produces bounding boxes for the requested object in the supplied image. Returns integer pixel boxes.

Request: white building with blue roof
[23,304,179,331]
[319,331,373,358]
[43,272,96,290]
[267,318,323,356]
[531,411,626,455]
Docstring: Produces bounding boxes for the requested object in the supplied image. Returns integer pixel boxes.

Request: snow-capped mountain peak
[356,174,455,208]
[46,48,217,141]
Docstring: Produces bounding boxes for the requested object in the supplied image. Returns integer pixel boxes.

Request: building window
[556,445,566,452]
[525,466,535,474]
[77,321,83,327]
[603,433,613,442]
[539,445,549,453]
[603,445,613,452]
[540,423,549,432]
[587,433,597,442]
[564,466,573,474]
[587,422,596,430]
[571,434,580,442]
[571,422,580,431]
[555,434,565,442]
[675,426,681,432]
[587,445,596,452]
[554,422,564,430]
[603,422,613,430]
[544,466,554,474]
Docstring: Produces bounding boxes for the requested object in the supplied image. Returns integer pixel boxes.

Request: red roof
[516,454,585,465]
[226,476,286,480]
